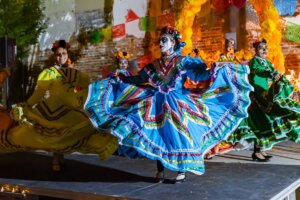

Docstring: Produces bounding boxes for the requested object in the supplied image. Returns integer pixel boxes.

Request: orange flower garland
[249,0,285,73]
[176,0,209,55]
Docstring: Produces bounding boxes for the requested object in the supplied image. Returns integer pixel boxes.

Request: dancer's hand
[117,73,125,81]
[274,73,282,82]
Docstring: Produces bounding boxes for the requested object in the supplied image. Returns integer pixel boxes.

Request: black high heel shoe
[155,171,165,183]
[52,153,65,172]
[252,152,269,162]
[175,172,186,183]
[261,151,273,159]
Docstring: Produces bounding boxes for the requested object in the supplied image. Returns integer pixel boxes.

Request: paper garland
[284,22,300,43]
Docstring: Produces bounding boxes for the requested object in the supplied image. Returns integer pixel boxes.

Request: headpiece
[116,51,130,60]
[253,38,267,49]
[51,40,70,52]
[160,26,186,52]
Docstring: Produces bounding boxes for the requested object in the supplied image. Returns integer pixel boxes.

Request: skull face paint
[118,58,129,69]
[159,34,175,54]
[256,43,268,59]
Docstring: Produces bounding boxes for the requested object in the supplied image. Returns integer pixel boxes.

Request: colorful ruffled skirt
[85,63,253,174]
[227,75,300,150]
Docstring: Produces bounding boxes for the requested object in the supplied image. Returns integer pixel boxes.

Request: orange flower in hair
[116,52,130,60]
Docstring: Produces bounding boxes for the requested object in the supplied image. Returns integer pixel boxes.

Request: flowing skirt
[227,75,300,150]
[85,63,253,174]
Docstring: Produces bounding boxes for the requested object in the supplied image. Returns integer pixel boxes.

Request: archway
[175,0,285,72]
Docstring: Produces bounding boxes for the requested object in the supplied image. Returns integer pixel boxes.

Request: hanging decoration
[284,22,300,43]
[126,9,140,22]
[112,23,126,38]
[176,0,209,55]
[101,27,112,40]
[90,29,103,44]
[274,0,298,16]
[157,13,175,28]
[211,0,246,15]
[139,16,157,31]
[249,0,285,73]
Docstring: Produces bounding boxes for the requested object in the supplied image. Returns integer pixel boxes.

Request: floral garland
[249,0,285,73]
[176,0,209,55]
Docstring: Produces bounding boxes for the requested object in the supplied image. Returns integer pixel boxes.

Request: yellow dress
[1,66,117,159]
[0,69,14,137]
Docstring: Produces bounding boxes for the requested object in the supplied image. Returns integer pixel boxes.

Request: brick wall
[32,19,225,83]
[195,23,225,55]
[32,36,148,82]
[282,39,300,76]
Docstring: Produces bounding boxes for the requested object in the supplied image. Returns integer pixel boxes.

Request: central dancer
[84,26,252,183]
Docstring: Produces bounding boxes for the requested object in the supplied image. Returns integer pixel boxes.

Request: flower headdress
[253,38,267,49]
[160,26,186,52]
[51,40,71,52]
[116,51,130,60]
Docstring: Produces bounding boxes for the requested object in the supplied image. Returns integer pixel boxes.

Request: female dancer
[84,26,252,182]
[109,51,134,78]
[0,68,14,138]
[3,40,117,171]
[0,68,10,88]
[227,39,300,161]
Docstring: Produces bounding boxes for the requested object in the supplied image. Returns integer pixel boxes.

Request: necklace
[161,52,177,66]
[158,54,179,77]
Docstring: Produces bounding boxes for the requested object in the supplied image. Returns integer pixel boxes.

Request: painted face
[256,43,268,59]
[55,47,68,65]
[119,58,129,69]
[159,34,175,54]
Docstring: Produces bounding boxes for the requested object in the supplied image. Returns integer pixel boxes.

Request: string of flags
[88,9,175,43]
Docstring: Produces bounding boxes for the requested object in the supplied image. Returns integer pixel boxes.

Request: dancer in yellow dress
[0,68,14,135]
[1,40,118,171]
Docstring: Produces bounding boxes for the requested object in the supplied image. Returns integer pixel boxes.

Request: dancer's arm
[119,69,149,85]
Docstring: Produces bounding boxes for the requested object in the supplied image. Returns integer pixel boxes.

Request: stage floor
[0,141,299,200]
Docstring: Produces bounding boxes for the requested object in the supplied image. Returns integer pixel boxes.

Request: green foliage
[0,0,48,59]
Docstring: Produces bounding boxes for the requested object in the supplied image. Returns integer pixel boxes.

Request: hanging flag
[101,27,112,40]
[232,0,246,9]
[274,0,298,16]
[112,24,126,38]
[140,16,157,31]
[113,0,148,38]
[90,29,103,44]
[211,0,245,14]
[157,13,175,27]
[126,9,140,22]
[284,22,300,43]
[297,1,300,13]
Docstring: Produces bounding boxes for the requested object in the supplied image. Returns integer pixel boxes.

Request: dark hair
[253,38,267,49]
[160,26,186,52]
[51,40,70,52]
[193,48,199,55]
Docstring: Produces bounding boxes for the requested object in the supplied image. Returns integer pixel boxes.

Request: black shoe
[175,172,186,183]
[155,171,165,183]
[52,153,65,172]
[261,151,273,159]
[252,152,269,162]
